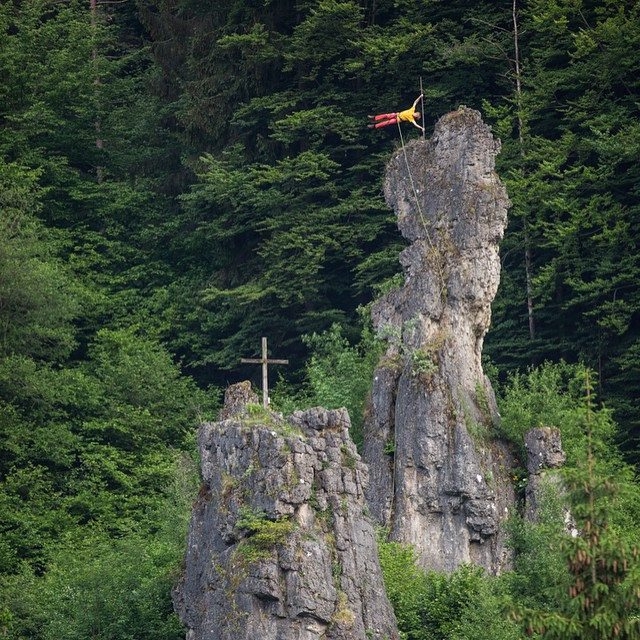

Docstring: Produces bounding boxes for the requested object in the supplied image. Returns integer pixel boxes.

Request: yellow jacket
[397,107,418,124]
[397,95,423,130]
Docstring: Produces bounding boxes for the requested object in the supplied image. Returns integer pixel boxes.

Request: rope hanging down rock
[395,110,446,297]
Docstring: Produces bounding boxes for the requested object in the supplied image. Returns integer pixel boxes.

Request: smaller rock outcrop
[524,427,569,526]
[174,383,398,640]
[524,427,566,475]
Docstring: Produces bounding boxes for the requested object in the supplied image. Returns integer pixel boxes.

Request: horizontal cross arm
[240,358,289,365]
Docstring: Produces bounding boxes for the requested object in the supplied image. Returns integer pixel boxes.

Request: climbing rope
[396,118,446,295]
[419,76,426,143]
[396,119,428,232]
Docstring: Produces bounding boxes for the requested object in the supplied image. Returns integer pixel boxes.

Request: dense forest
[1,0,639,638]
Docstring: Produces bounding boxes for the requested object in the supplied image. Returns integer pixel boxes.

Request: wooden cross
[240,337,289,408]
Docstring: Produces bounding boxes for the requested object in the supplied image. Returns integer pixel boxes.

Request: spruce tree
[515,372,640,638]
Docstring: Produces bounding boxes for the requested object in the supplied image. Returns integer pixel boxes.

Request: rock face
[524,427,569,525]
[524,427,566,475]
[362,107,514,574]
[174,384,399,640]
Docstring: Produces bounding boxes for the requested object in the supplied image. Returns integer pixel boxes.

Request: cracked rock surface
[174,384,398,640]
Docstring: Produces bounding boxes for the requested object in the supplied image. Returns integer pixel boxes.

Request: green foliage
[0,328,217,574]
[235,507,296,563]
[242,403,303,437]
[555,373,640,639]
[504,484,573,615]
[0,0,184,353]
[0,455,197,640]
[410,348,438,382]
[500,367,640,639]
[378,538,521,640]
[484,0,640,460]
[244,402,276,423]
[0,160,79,361]
[85,328,216,444]
[303,321,382,439]
[498,362,640,519]
[377,539,427,638]
[173,137,391,373]
[273,318,382,446]
[497,362,613,465]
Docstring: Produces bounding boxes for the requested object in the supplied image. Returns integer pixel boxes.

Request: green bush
[499,366,640,638]
[378,537,520,640]
[503,489,572,615]
[497,362,615,465]
[235,507,296,563]
[0,455,198,640]
[273,317,382,447]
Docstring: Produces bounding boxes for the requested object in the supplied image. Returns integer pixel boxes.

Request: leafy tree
[485,0,640,460]
[0,159,79,361]
[273,318,382,446]
[0,454,197,640]
[497,361,601,463]
[504,486,573,624]
[0,0,186,350]
[0,328,216,574]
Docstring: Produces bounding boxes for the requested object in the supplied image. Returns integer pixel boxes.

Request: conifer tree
[516,372,640,639]
[485,0,640,458]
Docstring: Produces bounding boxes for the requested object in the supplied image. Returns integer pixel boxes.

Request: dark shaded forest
[1,0,639,638]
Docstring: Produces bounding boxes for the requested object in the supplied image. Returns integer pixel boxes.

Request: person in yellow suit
[368,95,424,132]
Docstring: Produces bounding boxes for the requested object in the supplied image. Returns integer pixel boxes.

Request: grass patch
[235,507,296,563]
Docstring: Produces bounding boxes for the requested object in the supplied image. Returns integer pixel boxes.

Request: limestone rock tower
[362,107,514,574]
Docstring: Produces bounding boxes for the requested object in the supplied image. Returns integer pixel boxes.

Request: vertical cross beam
[240,337,289,408]
[419,76,426,142]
